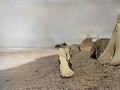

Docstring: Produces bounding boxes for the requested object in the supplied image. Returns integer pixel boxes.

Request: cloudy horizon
[0,0,120,47]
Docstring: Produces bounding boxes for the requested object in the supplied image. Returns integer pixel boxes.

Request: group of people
[55,42,74,78]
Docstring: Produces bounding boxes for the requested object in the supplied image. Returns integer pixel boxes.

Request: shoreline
[0,48,57,70]
[0,47,56,52]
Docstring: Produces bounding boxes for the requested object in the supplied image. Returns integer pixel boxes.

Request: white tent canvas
[98,15,120,65]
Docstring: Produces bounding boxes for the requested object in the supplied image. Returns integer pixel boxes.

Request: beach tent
[98,15,120,65]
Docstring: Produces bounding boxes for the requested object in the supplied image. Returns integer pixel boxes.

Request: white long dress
[58,48,74,77]
[64,47,71,61]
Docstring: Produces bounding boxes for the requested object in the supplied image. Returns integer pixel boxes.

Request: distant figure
[55,44,61,65]
[78,46,81,51]
[62,42,72,69]
[55,44,74,78]
[69,47,73,58]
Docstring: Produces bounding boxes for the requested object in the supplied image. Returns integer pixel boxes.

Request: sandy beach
[0,48,120,90]
[0,48,57,70]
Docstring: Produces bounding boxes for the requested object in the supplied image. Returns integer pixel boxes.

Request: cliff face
[80,38,93,51]
[80,38,110,52]
[91,38,110,52]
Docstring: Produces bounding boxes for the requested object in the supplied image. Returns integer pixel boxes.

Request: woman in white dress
[62,42,72,69]
[58,45,74,77]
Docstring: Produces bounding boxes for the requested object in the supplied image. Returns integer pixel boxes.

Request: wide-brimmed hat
[55,44,60,48]
[61,42,67,46]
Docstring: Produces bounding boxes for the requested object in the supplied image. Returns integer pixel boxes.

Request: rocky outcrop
[80,38,93,51]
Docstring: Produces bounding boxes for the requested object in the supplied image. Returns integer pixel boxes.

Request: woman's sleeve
[66,48,70,60]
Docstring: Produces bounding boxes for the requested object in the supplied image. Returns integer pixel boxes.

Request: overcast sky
[0,0,120,47]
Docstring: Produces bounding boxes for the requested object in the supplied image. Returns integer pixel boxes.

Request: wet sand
[0,49,120,90]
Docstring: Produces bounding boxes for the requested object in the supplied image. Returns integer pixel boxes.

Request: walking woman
[55,44,74,78]
[62,42,72,69]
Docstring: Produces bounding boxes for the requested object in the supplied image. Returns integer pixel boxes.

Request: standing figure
[62,42,72,69]
[55,44,61,66]
[55,44,74,77]
[69,47,73,58]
